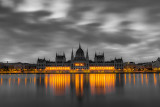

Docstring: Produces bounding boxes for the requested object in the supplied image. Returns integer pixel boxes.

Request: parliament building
[37,44,123,71]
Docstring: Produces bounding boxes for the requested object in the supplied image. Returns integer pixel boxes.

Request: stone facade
[37,44,124,70]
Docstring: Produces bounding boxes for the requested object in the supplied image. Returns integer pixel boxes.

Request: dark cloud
[0,0,160,63]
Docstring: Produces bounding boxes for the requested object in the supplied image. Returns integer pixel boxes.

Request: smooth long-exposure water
[0,73,160,107]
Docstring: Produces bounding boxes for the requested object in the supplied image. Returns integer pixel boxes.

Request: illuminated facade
[37,43,124,71]
[71,43,89,70]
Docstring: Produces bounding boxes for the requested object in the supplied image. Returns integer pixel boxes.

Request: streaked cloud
[0,0,160,63]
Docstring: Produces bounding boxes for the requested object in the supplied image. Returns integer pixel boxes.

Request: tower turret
[86,48,89,61]
[95,52,97,57]
[71,48,74,61]
[79,42,81,48]
[63,52,65,57]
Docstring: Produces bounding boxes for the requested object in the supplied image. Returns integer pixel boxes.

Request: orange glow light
[89,66,115,70]
[44,74,70,96]
[154,73,157,87]
[45,67,71,71]
[0,78,3,86]
[25,77,27,87]
[90,74,116,95]
[74,63,84,66]
[18,78,20,86]
[75,74,83,96]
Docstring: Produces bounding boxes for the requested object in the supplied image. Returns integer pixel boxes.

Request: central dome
[76,47,85,57]
[74,43,86,61]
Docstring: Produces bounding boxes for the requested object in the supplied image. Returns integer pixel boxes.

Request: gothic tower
[71,48,74,61]
[86,48,89,61]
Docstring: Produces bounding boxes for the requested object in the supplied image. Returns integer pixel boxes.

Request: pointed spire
[71,48,74,61]
[79,42,81,48]
[72,48,73,54]
[37,57,40,62]
[95,52,97,57]
[103,52,105,62]
[72,48,74,56]
[63,52,65,56]
[86,48,89,60]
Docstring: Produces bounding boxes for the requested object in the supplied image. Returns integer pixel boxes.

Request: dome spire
[71,48,74,61]
[75,42,85,58]
[79,42,81,48]
[86,48,89,61]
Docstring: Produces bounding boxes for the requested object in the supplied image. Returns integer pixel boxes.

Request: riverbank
[0,70,160,74]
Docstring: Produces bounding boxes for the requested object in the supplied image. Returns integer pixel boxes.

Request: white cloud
[77,6,103,25]
[12,28,28,35]
[1,57,14,62]
[16,0,44,12]
[99,13,124,33]
[44,0,72,19]
[2,0,72,20]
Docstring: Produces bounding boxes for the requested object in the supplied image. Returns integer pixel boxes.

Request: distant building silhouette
[114,57,124,70]
[152,57,160,70]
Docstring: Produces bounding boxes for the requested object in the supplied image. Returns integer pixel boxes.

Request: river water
[0,73,160,107]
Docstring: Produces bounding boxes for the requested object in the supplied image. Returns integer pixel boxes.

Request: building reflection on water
[90,74,116,95]
[0,73,160,97]
[43,74,117,97]
[44,74,71,96]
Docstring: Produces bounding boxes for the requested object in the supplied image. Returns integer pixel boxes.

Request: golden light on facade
[153,68,160,71]
[45,66,115,72]
[45,67,71,71]
[89,66,115,70]
[74,63,85,66]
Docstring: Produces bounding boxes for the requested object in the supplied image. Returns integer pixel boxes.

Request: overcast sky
[0,0,160,63]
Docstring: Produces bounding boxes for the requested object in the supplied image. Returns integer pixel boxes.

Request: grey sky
[0,0,160,63]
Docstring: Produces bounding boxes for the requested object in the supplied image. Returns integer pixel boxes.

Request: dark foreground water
[0,73,160,107]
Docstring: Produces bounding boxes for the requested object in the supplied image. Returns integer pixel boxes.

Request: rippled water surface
[0,73,160,107]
